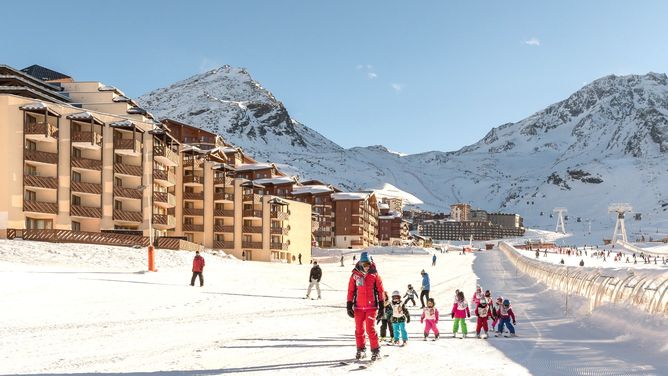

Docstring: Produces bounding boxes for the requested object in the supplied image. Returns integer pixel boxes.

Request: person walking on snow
[190,250,205,287]
[305,260,322,299]
[420,270,430,308]
[298,253,302,265]
[451,291,470,338]
[376,291,394,342]
[495,299,517,337]
[475,297,493,338]
[347,252,384,361]
[390,290,410,346]
[421,298,440,340]
[432,254,437,266]
[403,284,418,306]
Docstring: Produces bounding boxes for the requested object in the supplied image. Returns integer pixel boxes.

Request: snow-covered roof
[109,119,144,132]
[112,95,132,103]
[98,85,125,96]
[379,203,390,210]
[222,146,240,154]
[19,101,61,116]
[379,210,402,220]
[212,163,236,171]
[181,144,209,154]
[292,185,334,195]
[235,163,274,171]
[67,111,103,125]
[331,192,371,201]
[370,183,423,205]
[253,176,296,185]
[127,106,147,115]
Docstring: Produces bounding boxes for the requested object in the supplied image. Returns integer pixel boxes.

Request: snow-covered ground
[1,239,666,375]
[513,245,668,270]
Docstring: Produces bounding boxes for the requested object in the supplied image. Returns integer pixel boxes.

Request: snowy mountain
[139,68,668,238]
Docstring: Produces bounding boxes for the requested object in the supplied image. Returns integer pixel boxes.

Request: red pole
[148,244,155,272]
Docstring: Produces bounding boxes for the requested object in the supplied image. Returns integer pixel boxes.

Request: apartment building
[332,192,379,248]
[419,219,524,240]
[450,203,471,222]
[377,203,410,246]
[292,182,339,248]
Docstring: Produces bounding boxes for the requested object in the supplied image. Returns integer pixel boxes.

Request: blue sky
[2,1,667,154]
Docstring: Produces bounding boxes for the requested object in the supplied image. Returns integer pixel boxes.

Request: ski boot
[476,333,481,339]
[355,348,366,360]
[380,336,385,342]
[424,334,428,341]
[434,333,439,341]
[370,348,380,361]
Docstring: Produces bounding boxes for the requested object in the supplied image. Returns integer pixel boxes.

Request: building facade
[332,192,379,248]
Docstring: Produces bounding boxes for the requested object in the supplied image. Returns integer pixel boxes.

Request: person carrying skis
[475,297,493,338]
[305,260,322,299]
[190,250,205,287]
[376,291,394,342]
[495,298,517,337]
[347,252,384,361]
[390,290,410,346]
[420,270,430,308]
[403,284,418,306]
[421,298,440,340]
[451,290,470,338]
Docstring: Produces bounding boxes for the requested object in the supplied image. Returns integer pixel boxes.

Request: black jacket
[309,265,322,282]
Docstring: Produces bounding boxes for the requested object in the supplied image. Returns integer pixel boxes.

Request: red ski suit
[475,304,493,334]
[192,255,205,272]
[347,262,384,350]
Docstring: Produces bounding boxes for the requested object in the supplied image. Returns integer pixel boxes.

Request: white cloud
[524,37,541,47]
[367,72,378,80]
[390,83,403,92]
[356,64,364,70]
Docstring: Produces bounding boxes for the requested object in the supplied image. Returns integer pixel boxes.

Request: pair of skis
[338,354,388,370]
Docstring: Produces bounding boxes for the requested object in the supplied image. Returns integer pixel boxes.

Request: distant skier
[495,299,516,337]
[579,259,585,267]
[305,260,322,299]
[298,253,302,265]
[421,298,440,341]
[432,254,437,266]
[190,250,205,287]
[347,252,384,361]
[420,270,430,308]
[390,290,410,346]
[340,254,344,267]
[451,291,470,338]
[403,284,418,306]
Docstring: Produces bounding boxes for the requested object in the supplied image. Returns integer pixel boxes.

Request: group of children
[377,284,517,346]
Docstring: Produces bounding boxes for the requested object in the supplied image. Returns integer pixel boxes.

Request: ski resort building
[377,203,410,246]
[291,182,340,248]
[332,192,379,248]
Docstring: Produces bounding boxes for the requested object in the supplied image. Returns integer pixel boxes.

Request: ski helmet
[479,299,487,306]
[496,296,503,303]
[503,299,510,306]
[392,290,401,297]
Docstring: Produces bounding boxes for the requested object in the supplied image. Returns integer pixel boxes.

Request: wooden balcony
[183,207,204,216]
[152,214,176,228]
[270,211,290,220]
[71,131,102,148]
[242,209,263,218]
[271,227,290,235]
[270,242,289,251]
[183,191,204,200]
[183,175,204,185]
[213,192,234,202]
[25,149,58,164]
[213,240,234,249]
[153,144,179,166]
[182,223,204,232]
[242,194,262,203]
[71,181,102,195]
[214,209,234,217]
[71,205,102,218]
[213,176,233,186]
[241,241,263,249]
[314,229,332,237]
[72,156,102,171]
[153,169,176,185]
[23,175,58,190]
[23,199,58,214]
[24,122,58,141]
[114,138,142,154]
[113,210,142,223]
[242,226,263,234]
[214,225,234,233]
[114,163,142,177]
[113,186,142,200]
[153,192,176,207]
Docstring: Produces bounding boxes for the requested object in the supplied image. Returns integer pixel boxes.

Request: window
[72,171,81,183]
[184,217,194,225]
[25,165,37,176]
[243,220,253,227]
[26,217,53,229]
[72,122,82,132]
[72,221,81,231]
[26,140,37,151]
[115,154,123,164]
[72,195,81,206]
[114,200,122,210]
[24,190,36,201]
[115,177,123,187]
[72,147,81,158]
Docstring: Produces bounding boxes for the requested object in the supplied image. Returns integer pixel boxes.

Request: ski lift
[634,213,642,221]
[540,211,544,216]
[549,213,553,218]
[564,215,569,220]
[576,217,581,223]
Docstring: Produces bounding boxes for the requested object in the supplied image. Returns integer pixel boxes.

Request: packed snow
[1,239,666,375]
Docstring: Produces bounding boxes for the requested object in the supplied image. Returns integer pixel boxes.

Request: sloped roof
[292,185,333,195]
[21,65,71,82]
[19,101,61,117]
[66,111,103,125]
[331,192,371,201]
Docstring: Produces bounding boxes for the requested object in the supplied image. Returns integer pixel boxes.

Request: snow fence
[499,242,668,317]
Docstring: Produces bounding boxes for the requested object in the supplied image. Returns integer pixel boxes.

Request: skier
[347,252,384,361]
[492,296,503,329]
[305,260,322,299]
[420,270,430,308]
[475,297,493,338]
[451,291,470,338]
[390,290,410,346]
[403,284,418,306]
[340,254,344,267]
[495,299,517,337]
[471,285,484,312]
[190,250,205,287]
[421,298,440,340]
[432,254,437,266]
[376,291,394,342]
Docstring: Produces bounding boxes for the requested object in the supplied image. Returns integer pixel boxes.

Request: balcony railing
[213,192,234,201]
[183,191,204,200]
[71,181,102,195]
[24,122,58,139]
[23,175,58,190]
[270,211,290,220]
[113,210,142,222]
[71,205,102,218]
[71,156,102,171]
[271,227,289,235]
[114,138,142,153]
[183,207,204,216]
[182,223,204,232]
[114,163,142,177]
[214,225,234,232]
[153,169,176,185]
[242,226,263,234]
[242,194,262,203]
[270,242,289,251]
[213,176,233,186]
[152,214,176,227]
[153,192,176,207]
[153,144,179,166]
[213,240,235,249]
[23,199,58,214]
[241,241,263,249]
[242,209,263,218]
[183,175,204,185]
[25,149,58,164]
[71,131,102,147]
[113,186,142,200]
[214,209,234,217]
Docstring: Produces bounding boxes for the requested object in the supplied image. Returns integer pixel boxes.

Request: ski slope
[0,240,666,375]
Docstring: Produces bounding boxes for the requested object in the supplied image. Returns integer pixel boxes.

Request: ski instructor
[346,251,384,361]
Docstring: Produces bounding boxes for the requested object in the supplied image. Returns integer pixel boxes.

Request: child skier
[451,291,470,338]
[471,285,484,311]
[495,298,517,337]
[403,284,419,307]
[376,291,394,342]
[420,298,440,340]
[474,297,493,338]
[390,290,410,346]
[492,296,503,330]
